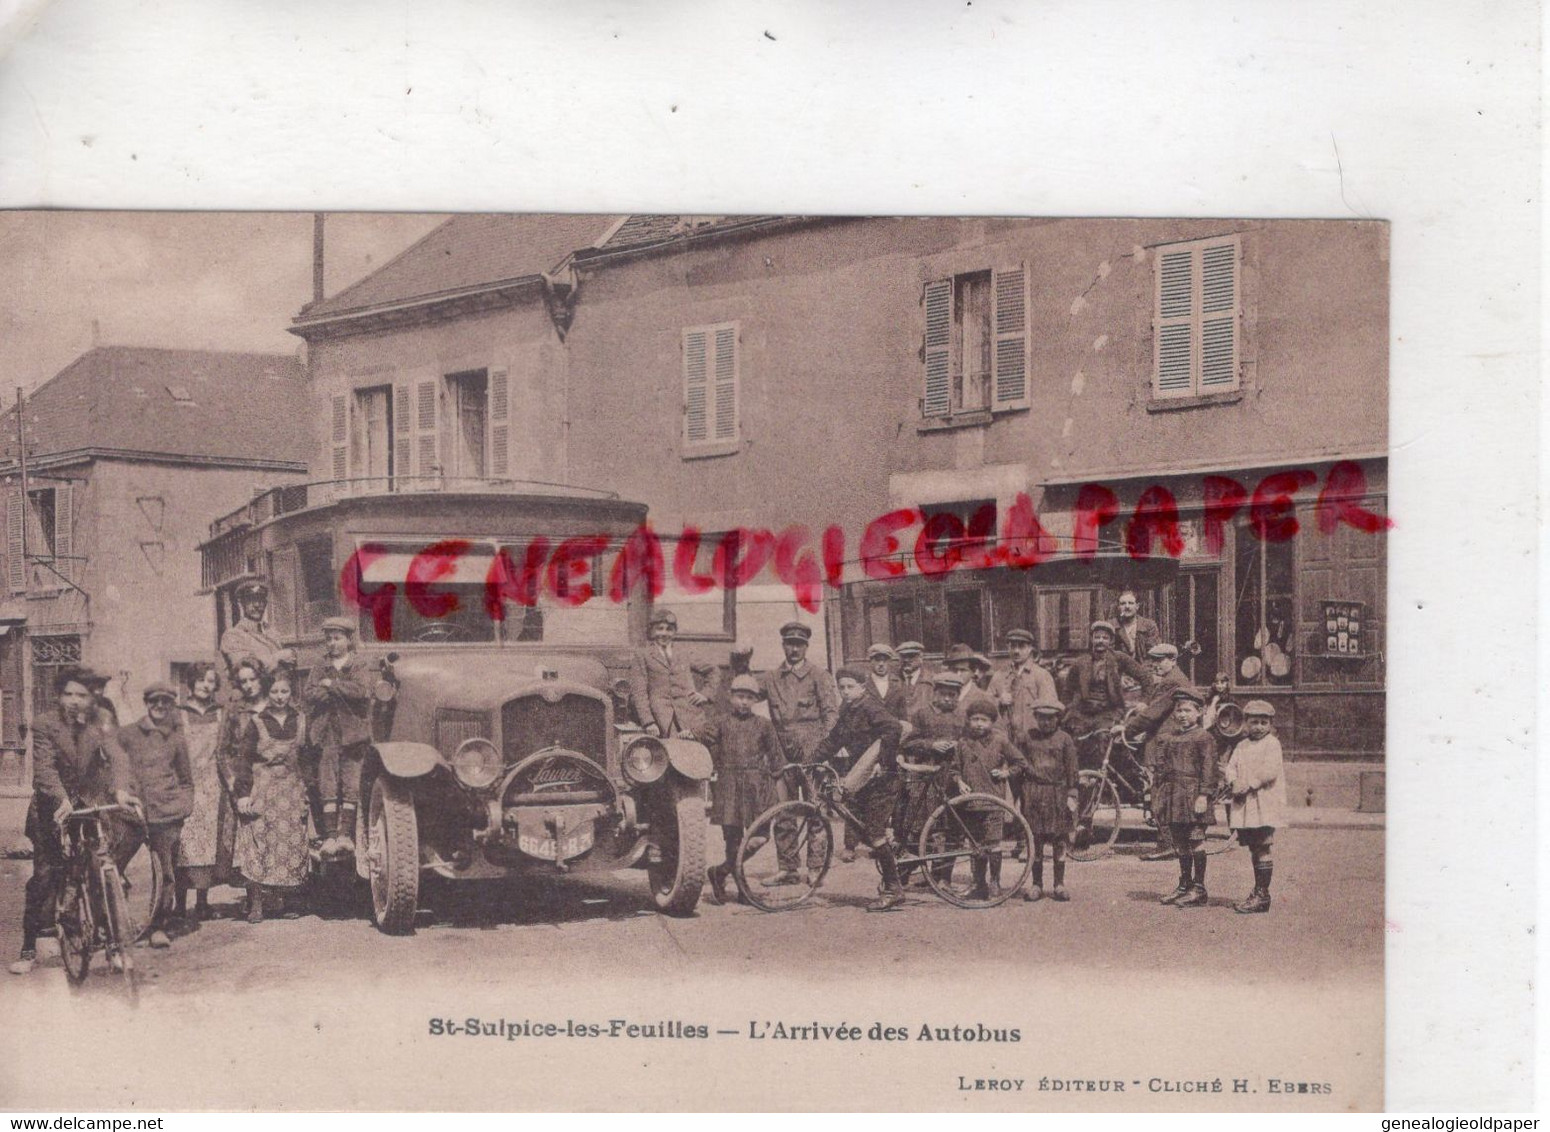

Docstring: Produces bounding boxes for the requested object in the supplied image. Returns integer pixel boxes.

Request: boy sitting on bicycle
[952,695,1029,901]
[10,667,140,976]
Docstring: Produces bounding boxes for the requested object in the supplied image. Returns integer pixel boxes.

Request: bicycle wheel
[1069,771,1121,862]
[732,800,832,912]
[918,793,1033,909]
[117,836,164,944]
[99,864,138,999]
[55,874,93,986]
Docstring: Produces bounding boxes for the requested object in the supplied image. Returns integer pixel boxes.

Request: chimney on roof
[312,213,326,304]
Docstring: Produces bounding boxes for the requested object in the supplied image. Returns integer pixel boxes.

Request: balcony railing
[206,476,621,541]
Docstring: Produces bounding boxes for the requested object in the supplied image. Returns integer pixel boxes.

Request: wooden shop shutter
[488,366,510,478]
[683,328,709,445]
[392,384,413,485]
[991,263,1030,410]
[922,278,952,418]
[330,393,349,481]
[712,325,737,441]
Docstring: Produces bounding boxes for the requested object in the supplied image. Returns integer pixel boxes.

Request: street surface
[0,813,1383,1111]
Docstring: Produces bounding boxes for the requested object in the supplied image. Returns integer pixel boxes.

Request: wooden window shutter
[488,367,510,478]
[53,484,73,585]
[5,491,22,592]
[683,329,709,444]
[712,325,737,441]
[1199,242,1239,389]
[392,384,413,484]
[330,394,349,481]
[414,378,440,477]
[1155,248,1196,396]
[922,279,952,417]
[991,263,1030,410]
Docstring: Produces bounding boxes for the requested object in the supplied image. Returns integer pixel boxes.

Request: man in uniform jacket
[629,608,715,738]
[989,628,1059,747]
[1062,620,1154,767]
[116,682,195,948]
[9,667,137,975]
[1111,589,1160,661]
[218,579,296,678]
[758,621,839,771]
[1122,643,1193,859]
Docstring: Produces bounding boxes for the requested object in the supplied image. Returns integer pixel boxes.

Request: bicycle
[54,803,145,996]
[731,760,1033,912]
[1070,714,1237,862]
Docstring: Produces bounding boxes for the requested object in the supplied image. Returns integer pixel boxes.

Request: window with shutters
[387,377,441,489]
[681,322,739,457]
[446,369,488,478]
[5,485,76,592]
[921,264,1029,423]
[1153,236,1241,399]
[350,386,393,488]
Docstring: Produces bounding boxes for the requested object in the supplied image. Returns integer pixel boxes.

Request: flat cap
[1030,697,1065,715]
[729,674,761,696]
[234,580,269,600]
[320,616,357,636]
[834,665,868,685]
[142,681,179,702]
[1147,643,1179,659]
[779,621,812,642]
[866,643,899,661]
[931,672,966,689]
[1006,629,1035,646]
[1170,686,1205,706]
[1243,699,1276,718]
[648,609,678,628]
[896,640,925,655]
[1089,620,1117,637]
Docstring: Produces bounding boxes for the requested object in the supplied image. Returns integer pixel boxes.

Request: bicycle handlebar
[62,803,144,824]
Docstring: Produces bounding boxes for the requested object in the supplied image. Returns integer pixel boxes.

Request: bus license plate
[518,826,594,860]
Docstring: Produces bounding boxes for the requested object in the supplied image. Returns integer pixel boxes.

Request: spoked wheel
[645,778,706,916]
[99,865,139,1000]
[1069,771,1121,862]
[918,793,1032,909]
[118,841,164,945]
[732,800,832,912]
[55,875,93,986]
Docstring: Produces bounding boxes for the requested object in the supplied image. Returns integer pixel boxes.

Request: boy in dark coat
[1021,698,1079,902]
[302,617,373,859]
[700,674,783,904]
[952,694,1028,901]
[1152,687,1219,908]
[896,673,967,883]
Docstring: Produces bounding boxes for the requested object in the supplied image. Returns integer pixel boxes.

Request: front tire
[99,865,138,999]
[919,793,1033,909]
[56,876,92,986]
[367,776,420,935]
[1069,770,1121,862]
[646,778,706,916]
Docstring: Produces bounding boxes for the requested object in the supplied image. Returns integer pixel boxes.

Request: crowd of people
[636,590,1286,915]
[8,580,373,974]
[8,582,1288,973]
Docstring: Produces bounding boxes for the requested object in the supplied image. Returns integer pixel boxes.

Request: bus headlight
[452,738,502,790]
[621,737,669,786]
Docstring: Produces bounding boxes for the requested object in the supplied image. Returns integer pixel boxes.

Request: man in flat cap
[990,628,1058,748]
[302,616,373,859]
[1123,642,1194,860]
[1062,620,1153,768]
[628,608,716,740]
[219,579,296,678]
[863,643,908,720]
[9,667,138,975]
[895,641,933,717]
[116,682,195,948]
